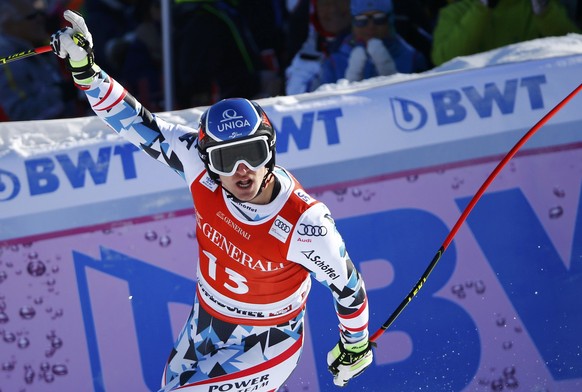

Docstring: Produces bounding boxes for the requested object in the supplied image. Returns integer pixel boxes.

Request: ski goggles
[352,12,389,28]
[206,136,272,176]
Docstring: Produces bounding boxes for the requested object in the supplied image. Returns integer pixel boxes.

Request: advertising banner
[1,37,581,391]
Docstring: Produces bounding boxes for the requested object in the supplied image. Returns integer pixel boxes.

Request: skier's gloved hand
[50,10,100,85]
[530,0,549,14]
[327,336,374,387]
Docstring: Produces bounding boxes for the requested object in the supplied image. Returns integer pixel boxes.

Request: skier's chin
[226,182,259,202]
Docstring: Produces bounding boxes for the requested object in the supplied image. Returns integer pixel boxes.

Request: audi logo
[297,224,327,236]
[274,219,291,233]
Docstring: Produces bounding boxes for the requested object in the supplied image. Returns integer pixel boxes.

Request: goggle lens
[208,136,271,176]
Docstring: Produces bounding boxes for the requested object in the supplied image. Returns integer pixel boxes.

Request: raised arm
[50,10,197,178]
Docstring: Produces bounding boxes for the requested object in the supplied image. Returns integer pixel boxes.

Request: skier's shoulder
[273,167,331,225]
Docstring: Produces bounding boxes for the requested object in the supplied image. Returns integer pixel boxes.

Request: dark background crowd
[1,0,581,122]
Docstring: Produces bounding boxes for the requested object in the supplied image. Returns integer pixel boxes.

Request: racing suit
[80,70,370,391]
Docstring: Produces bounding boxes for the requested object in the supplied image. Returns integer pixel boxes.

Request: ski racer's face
[219,163,271,204]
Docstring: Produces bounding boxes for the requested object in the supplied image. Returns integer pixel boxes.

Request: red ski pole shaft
[0,45,52,65]
[370,82,582,343]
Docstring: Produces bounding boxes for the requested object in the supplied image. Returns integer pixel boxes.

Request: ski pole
[370,81,582,343]
[0,45,52,65]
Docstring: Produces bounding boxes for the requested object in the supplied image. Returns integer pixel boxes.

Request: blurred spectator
[393,0,446,68]
[319,0,429,86]
[285,0,352,95]
[285,0,311,65]
[172,0,282,109]
[238,0,288,84]
[431,0,582,67]
[105,0,164,112]
[44,0,85,32]
[0,0,83,121]
[558,0,580,24]
[84,0,138,79]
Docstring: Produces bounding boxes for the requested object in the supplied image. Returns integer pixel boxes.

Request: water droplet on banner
[44,370,55,383]
[52,364,68,376]
[51,336,63,349]
[0,312,9,324]
[451,284,465,299]
[475,280,486,294]
[145,230,158,241]
[491,377,504,391]
[3,331,16,343]
[549,206,563,219]
[553,187,565,198]
[24,364,35,384]
[17,336,30,349]
[159,235,171,248]
[27,260,47,277]
[19,306,36,320]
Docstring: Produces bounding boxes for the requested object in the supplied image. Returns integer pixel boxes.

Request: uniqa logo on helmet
[206,100,261,141]
[217,109,252,140]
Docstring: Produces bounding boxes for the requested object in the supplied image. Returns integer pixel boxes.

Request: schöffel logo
[389,75,547,132]
[297,224,327,237]
[0,169,21,202]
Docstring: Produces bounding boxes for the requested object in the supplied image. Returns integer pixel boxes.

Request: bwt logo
[274,75,547,152]
[0,143,139,202]
[0,169,20,202]
[390,75,546,131]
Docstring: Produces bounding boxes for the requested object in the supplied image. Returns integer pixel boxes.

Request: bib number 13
[203,250,249,294]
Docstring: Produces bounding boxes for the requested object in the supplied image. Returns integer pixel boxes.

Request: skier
[49,10,374,391]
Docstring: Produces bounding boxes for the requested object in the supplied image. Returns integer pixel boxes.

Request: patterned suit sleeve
[289,203,369,342]
[80,70,199,178]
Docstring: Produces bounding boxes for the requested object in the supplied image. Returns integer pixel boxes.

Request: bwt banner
[1,40,582,391]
